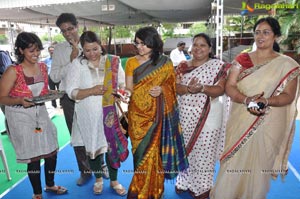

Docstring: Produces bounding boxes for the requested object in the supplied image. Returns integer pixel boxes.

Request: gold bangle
[265,98,269,106]
[187,86,191,94]
[243,97,249,105]
[124,89,132,97]
[201,85,205,93]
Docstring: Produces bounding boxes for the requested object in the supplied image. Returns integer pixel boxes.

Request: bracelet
[243,97,249,105]
[187,86,192,94]
[201,85,205,93]
[265,98,269,107]
[124,89,132,97]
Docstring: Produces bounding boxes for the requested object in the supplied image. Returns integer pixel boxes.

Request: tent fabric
[0,0,277,26]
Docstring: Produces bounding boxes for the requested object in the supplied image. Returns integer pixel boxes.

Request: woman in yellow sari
[125,27,189,199]
[210,17,300,199]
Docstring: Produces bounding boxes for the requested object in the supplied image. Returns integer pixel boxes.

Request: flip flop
[94,181,103,195]
[175,186,186,194]
[32,194,43,199]
[44,185,68,195]
[111,184,127,196]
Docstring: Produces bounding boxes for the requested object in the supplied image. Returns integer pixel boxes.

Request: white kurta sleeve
[65,58,81,101]
[50,43,71,84]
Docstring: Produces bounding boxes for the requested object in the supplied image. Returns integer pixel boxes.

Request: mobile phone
[257,102,265,110]
[247,101,259,109]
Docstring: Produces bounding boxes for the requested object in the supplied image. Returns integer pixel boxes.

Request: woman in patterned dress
[0,32,67,199]
[175,33,227,199]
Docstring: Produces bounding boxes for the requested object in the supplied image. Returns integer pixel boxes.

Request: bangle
[187,86,192,94]
[265,98,269,107]
[201,85,205,93]
[124,89,132,97]
[243,97,249,105]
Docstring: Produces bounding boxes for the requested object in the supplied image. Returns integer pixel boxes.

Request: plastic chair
[0,137,11,181]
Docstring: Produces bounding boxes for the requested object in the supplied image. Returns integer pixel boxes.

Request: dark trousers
[89,153,117,180]
[27,154,57,194]
[60,94,91,173]
[48,76,60,107]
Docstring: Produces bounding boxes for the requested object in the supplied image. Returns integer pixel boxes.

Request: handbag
[115,100,129,138]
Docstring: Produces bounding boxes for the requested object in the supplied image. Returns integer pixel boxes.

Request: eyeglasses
[60,26,75,34]
[133,41,145,47]
[254,30,273,36]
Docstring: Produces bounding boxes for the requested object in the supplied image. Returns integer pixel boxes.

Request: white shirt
[170,47,187,67]
[50,41,82,91]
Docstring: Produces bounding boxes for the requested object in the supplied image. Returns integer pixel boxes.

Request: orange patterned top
[9,63,49,98]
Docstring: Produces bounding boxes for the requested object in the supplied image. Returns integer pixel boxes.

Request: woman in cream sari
[210,17,300,199]
[125,27,189,199]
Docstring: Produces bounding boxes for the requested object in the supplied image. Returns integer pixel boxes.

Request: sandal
[175,186,186,194]
[93,181,103,195]
[191,189,210,199]
[32,194,43,199]
[111,183,127,196]
[44,185,68,195]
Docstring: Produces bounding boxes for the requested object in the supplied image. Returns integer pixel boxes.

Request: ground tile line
[288,161,300,182]
[0,141,70,199]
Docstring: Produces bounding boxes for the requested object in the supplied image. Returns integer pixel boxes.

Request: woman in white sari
[175,33,228,199]
[210,17,300,199]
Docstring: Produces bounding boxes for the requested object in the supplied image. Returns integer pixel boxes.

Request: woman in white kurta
[66,31,128,196]
[175,33,227,199]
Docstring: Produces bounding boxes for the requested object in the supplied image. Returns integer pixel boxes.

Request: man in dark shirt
[0,50,13,76]
[0,50,13,135]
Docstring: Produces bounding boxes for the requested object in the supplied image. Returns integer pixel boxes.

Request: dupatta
[102,54,129,169]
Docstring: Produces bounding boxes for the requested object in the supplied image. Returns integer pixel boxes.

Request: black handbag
[119,111,128,138]
[116,101,129,138]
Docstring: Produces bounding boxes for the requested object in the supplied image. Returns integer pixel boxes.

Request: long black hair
[14,32,43,64]
[134,26,163,64]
